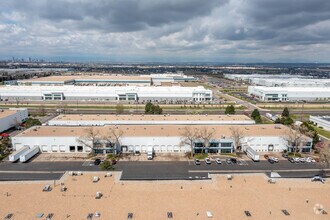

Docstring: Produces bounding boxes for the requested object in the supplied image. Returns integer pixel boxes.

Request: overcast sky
[1,0,330,62]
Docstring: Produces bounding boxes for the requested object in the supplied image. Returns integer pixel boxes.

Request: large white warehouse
[11,124,312,154]
[225,74,330,87]
[0,108,28,133]
[0,85,212,103]
[248,86,330,101]
[48,114,255,126]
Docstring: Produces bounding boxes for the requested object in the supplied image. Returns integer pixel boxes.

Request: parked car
[205,158,211,165]
[306,157,316,163]
[226,158,232,164]
[94,159,101,165]
[195,159,201,165]
[230,158,237,164]
[282,153,288,158]
[270,157,279,163]
[299,157,306,163]
[293,157,301,163]
[311,176,325,183]
[268,158,275,164]
[215,158,222,164]
[288,157,295,163]
[264,154,269,159]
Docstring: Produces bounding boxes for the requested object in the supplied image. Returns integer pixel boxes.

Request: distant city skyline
[1,0,330,63]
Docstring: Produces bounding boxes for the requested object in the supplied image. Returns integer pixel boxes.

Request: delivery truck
[9,146,29,162]
[147,147,154,160]
[19,146,39,162]
[245,147,260,162]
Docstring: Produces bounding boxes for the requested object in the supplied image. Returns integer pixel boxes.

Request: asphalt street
[0,159,326,181]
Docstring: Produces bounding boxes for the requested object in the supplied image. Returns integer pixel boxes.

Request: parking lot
[0,155,326,181]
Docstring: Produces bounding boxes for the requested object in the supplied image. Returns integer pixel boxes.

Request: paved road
[0,172,64,181]
[0,160,327,181]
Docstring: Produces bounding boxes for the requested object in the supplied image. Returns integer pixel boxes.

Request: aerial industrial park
[1,0,330,219]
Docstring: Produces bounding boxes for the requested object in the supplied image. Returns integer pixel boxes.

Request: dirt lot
[0,173,329,220]
[33,153,90,161]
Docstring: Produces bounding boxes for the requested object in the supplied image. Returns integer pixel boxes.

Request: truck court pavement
[0,160,328,181]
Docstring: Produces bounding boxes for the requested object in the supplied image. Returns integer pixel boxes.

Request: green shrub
[100,160,114,171]
[194,153,208,160]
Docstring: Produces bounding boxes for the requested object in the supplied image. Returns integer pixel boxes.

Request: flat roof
[17,124,294,138]
[52,114,252,122]
[0,109,18,119]
[19,75,151,82]
[249,86,330,92]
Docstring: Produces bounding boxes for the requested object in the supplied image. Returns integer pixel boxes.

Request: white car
[205,158,211,165]
[270,157,279,163]
[306,157,316,163]
[215,158,222,164]
[299,157,306,163]
[293,157,300,163]
[311,176,325,183]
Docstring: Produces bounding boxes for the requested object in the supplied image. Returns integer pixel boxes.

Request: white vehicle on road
[215,158,222,164]
[269,156,279,163]
[306,157,316,163]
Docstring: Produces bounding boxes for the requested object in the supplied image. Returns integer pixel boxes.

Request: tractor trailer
[9,146,29,162]
[245,147,260,162]
[19,146,39,162]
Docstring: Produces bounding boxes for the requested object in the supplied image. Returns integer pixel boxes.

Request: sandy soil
[0,173,329,220]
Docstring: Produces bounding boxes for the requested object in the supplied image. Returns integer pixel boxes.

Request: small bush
[194,153,208,159]
[100,160,114,171]
[287,152,302,157]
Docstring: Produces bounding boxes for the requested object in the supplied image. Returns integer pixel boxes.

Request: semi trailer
[9,146,29,162]
[19,146,39,162]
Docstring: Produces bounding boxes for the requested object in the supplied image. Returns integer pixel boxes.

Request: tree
[180,127,199,158]
[225,105,236,115]
[102,127,123,154]
[282,125,310,156]
[100,160,114,171]
[76,127,101,153]
[24,117,41,128]
[145,102,153,114]
[300,122,320,147]
[315,140,330,176]
[198,127,215,154]
[282,107,290,117]
[0,137,11,160]
[115,104,125,114]
[251,109,262,123]
[145,102,163,114]
[230,127,245,152]
[39,105,46,116]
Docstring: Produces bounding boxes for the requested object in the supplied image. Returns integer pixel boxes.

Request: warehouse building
[248,86,330,101]
[310,116,330,131]
[225,74,330,87]
[16,75,152,86]
[11,73,197,87]
[0,86,212,103]
[0,108,28,133]
[48,114,255,126]
[11,124,312,154]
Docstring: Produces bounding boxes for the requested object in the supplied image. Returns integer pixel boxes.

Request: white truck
[19,146,40,162]
[9,146,29,162]
[245,147,260,162]
[265,113,278,121]
[147,147,154,160]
